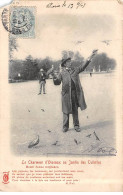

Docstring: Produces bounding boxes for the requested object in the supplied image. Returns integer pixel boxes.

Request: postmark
[2,7,35,38]
[2,8,10,32]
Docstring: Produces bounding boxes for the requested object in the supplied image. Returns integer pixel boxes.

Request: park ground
[10,73,116,156]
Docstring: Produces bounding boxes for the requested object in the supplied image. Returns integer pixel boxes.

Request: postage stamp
[2,6,35,38]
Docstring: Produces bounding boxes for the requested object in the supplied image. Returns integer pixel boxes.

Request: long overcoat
[54,60,91,114]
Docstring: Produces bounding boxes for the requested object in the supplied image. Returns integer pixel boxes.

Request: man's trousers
[39,81,45,94]
[63,89,79,130]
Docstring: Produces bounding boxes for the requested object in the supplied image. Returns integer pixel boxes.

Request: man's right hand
[88,49,98,61]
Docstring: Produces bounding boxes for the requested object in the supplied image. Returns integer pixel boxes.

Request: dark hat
[61,58,71,67]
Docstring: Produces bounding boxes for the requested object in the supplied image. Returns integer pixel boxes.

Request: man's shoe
[75,126,81,132]
[38,93,41,95]
[63,128,68,132]
[43,92,46,94]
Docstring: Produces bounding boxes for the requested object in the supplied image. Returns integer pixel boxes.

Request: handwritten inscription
[46,1,86,9]
[81,142,101,154]
[97,147,117,155]
[82,143,117,156]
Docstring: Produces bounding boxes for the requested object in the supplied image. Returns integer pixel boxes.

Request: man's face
[65,60,71,69]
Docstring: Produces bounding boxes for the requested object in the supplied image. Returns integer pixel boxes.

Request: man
[38,69,46,95]
[51,50,97,132]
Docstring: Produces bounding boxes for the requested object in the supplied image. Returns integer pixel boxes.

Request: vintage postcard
[0,0,122,192]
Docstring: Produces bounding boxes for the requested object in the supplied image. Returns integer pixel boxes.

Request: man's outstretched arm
[76,50,98,74]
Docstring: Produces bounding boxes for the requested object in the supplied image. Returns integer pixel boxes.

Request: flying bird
[73,40,84,45]
[92,49,98,53]
[101,40,112,45]
[28,135,39,148]
[76,40,84,45]
[76,40,84,44]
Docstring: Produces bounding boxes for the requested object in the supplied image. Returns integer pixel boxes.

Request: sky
[12,14,119,61]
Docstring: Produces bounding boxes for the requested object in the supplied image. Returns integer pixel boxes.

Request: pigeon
[73,40,84,45]
[92,49,98,54]
[74,139,81,145]
[76,40,84,44]
[47,130,51,133]
[41,109,45,112]
[52,141,58,146]
[93,131,100,141]
[28,135,39,148]
[101,40,112,46]
[86,134,92,138]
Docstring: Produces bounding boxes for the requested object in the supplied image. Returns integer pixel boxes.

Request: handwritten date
[46,1,86,9]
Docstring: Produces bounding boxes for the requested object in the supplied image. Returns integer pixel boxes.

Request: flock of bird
[28,131,100,148]
[27,107,101,148]
[74,40,112,46]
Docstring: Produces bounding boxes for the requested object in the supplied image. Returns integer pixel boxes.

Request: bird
[28,109,30,112]
[93,131,100,141]
[52,141,59,146]
[86,134,92,138]
[77,40,84,44]
[73,40,84,45]
[101,40,112,45]
[41,109,45,112]
[92,49,98,54]
[47,130,51,133]
[74,139,81,145]
[76,40,84,45]
[28,135,39,148]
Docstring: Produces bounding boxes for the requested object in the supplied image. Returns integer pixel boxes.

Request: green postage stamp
[2,6,35,38]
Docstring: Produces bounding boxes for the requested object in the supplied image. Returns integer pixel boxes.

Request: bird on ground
[41,109,45,112]
[28,135,39,148]
[52,141,59,146]
[86,134,92,138]
[74,139,81,145]
[93,131,100,141]
[47,130,51,133]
